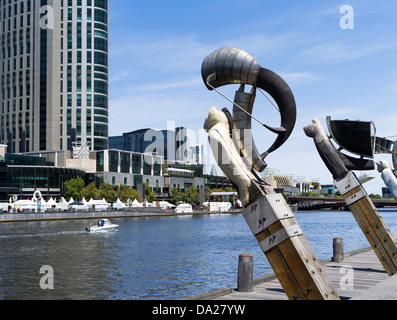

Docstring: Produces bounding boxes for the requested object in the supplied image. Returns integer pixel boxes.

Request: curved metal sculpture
[201,47,296,172]
[202,48,339,300]
[305,118,397,276]
[377,160,397,201]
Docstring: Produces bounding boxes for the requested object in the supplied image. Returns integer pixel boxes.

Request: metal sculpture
[202,47,339,300]
[376,160,397,201]
[202,47,296,172]
[305,118,397,276]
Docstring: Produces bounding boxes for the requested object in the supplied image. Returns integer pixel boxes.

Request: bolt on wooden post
[242,181,339,300]
[334,172,397,276]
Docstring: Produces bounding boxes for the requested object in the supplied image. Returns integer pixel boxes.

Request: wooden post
[304,119,397,276]
[334,171,397,276]
[242,181,339,300]
[238,254,254,292]
[333,238,344,263]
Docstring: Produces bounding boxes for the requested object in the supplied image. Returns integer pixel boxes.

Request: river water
[1,209,397,300]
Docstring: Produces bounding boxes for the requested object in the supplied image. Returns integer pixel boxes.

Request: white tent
[131,199,142,207]
[46,197,56,206]
[112,198,126,210]
[159,201,175,209]
[91,198,110,211]
[60,197,68,204]
[14,199,37,211]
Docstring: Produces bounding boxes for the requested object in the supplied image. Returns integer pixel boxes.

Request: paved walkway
[212,248,391,300]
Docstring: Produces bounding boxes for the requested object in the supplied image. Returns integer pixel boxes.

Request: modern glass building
[0,149,86,201]
[109,127,190,163]
[93,149,164,194]
[0,0,109,153]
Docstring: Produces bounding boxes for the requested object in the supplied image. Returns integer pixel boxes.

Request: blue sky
[107,0,397,194]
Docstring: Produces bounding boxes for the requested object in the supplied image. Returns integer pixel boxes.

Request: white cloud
[300,40,393,64]
[280,72,319,86]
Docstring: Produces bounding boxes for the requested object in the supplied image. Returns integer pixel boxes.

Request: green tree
[82,182,100,200]
[116,184,129,202]
[100,183,117,203]
[116,184,142,202]
[64,177,85,201]
[127,187,141,202]
[144,182,156,202]
[170,187,185,204]
[185,186,200,204]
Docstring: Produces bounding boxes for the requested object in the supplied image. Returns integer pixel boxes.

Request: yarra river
[1,209,397,300]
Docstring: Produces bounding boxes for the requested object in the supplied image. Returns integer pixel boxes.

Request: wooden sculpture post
[243,181,339,300]
[305,119,397,276]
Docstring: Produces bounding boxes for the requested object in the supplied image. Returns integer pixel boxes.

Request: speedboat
[85,219,118,233]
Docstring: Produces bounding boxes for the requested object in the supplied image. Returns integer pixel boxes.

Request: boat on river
[85,219,118,233]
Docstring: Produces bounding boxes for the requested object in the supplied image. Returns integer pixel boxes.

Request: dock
[184,247,397,300]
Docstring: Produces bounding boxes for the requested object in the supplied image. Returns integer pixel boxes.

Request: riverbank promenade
[0,208,242,223]
[185,247,397,300]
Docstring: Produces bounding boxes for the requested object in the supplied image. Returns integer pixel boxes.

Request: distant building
[321,184,337,195]
[0,1,110,152]
[190,144,206,172]
[92,148,164,196]
[382,187,393,199]
[204,174,235,190]
[109,127,193,164]
[0,145,85,201]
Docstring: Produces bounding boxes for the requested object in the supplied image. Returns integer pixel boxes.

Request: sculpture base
[334,171,397,276]
[242,181,339,300]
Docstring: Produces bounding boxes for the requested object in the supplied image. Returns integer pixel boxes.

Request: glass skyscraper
[0,0,109,153]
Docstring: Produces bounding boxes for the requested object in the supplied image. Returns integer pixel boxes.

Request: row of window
[97,151,162,176]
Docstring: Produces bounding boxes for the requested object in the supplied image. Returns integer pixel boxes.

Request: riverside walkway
[0,208,242,223]
[185,247,397,300]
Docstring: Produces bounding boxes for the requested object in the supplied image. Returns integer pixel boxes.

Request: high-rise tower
[0,0,109,153]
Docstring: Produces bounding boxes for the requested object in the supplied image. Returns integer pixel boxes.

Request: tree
[64,177,85,201]
[116,184,129,202]
[100,183,117,203]
[185,186,200,204]
[116,184,141,202]
[170,187,184,204]
[144,182,156,202]
[82,182,100,200]
[127,187,141,202]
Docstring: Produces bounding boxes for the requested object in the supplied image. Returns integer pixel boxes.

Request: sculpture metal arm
[303,119,349,180]
[304,119,374,180]
[204,107,256,206]
[377,160,397,201]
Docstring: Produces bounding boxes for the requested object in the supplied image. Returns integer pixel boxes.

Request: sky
[107,0,397,195]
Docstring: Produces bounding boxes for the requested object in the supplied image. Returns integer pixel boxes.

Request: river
[1,209,397,300]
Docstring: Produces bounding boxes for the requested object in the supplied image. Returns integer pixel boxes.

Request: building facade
[109,127,207,168]
[0,0,109,153]
[92,149,164,193]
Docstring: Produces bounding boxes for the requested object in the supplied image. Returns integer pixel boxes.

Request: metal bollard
[333,237,344,263]
[238,254,254,292]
